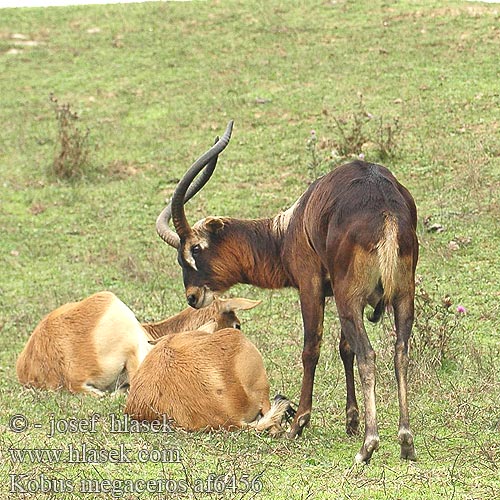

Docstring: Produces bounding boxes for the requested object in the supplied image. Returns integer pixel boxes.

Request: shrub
[49,93,93,180]
[306,94,402,180]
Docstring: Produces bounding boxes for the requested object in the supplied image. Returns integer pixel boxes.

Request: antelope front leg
[288,288,325,438]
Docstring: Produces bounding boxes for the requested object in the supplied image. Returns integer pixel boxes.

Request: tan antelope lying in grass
[16,291,259,395]
[156,121,419,463]
[125,327,293,434]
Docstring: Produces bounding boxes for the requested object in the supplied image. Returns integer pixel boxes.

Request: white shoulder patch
[272,196,301,234]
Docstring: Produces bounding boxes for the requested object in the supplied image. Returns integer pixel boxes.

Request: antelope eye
[191,244,202,256]
[234,323,241,330]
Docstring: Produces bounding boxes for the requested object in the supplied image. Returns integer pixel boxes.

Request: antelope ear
[198,320,217,333]
[218,298,262,312]
[204,217,224,234]
[148,338,163,346]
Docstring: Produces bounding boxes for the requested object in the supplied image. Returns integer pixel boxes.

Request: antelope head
[156,121,234,308]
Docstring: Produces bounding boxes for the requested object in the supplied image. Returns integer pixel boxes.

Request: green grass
[1,0,499,498]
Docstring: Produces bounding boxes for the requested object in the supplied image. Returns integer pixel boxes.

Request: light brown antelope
[124,327,292,434]
[156,121,419,463]
[16,291,259,395]
[141,296,258,339]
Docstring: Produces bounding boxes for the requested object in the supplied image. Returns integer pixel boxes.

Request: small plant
[330,93,372,157]
[305,129,324,180]
[410,278,467,370]
[375,114,401,160]
[49,93,93,180]
[330,93,402,160]
[306,94,403,180]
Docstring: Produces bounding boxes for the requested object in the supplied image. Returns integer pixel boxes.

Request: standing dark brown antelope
[156,121,418,463]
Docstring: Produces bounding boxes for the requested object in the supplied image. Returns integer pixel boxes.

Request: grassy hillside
[0,1,498,498]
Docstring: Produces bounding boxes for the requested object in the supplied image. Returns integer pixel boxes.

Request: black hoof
[346,408,360,436]
[287,412,310,439]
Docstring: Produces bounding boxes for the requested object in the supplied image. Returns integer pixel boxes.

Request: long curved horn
[169,120,233,243]
[156,136,220,248]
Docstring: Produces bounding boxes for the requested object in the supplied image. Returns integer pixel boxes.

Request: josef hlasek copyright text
[7,412,264,496]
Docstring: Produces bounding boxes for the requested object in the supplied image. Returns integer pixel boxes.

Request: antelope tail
[369,213,399,323]
[249,396,293,433]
